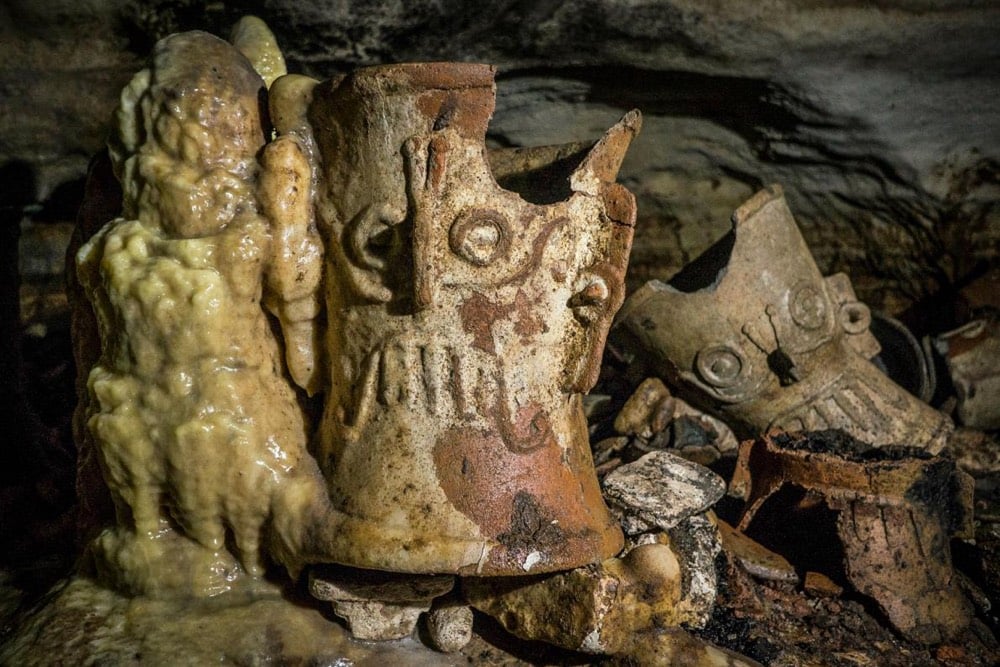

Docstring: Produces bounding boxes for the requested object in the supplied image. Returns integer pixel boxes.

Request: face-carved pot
[296,63,640,575]
[615,185,951,454]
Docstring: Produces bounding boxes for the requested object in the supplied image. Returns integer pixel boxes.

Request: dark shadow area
[489,142,590,205]
[117,0,258,55]
[0,160,36,481]
[697,603,782,666]
[869,311,935,403]
[495,65,844,160]
[742,484,846,588]
[666,230,734,292]
[34,178,87,224]
[0,160,79,611]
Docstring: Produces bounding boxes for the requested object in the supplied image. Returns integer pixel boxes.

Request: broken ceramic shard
[868,311,936,403]
[732,430,974,643]
[614,185,952,453]
[75,27,328,596]
[934,318,1000,430]
[292,63,641,576]
[716,519,798,584]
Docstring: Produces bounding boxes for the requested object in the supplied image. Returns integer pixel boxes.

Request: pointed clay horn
[570,109,642,195]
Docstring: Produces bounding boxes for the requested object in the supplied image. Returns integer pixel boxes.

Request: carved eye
[449,209,509,266]
[696,345,746,387]
[569,275,610,325]
[789,282,828,330]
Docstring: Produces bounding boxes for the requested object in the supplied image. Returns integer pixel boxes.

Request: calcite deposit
[74,26,330,596]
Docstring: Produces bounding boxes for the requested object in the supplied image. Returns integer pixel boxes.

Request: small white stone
[425,605,473,653]
[602,450,725,533]
[581,628,605,653]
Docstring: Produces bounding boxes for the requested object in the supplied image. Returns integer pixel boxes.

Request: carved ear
[569,109,642,195]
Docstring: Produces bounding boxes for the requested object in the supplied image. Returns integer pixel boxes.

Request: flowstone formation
[73,24,330,596]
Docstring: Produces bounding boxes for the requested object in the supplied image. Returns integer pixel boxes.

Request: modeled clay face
[616,185,952,453]
[404,126,634,427]
[297,64,640,576]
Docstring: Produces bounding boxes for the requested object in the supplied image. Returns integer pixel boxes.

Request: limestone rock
[602,450,726,534]
[614,377,674,439]
[468,521,724,657]
[465,542,684,654]
[425,604,474,653]
[329,600,427,641]
[661,513,722,629]
[309,567,455,641]
[308,567,455,605]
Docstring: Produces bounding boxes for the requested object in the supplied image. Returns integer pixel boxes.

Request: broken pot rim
[614,183,791,321]
[313,62,642,209]
[339,61,499,94]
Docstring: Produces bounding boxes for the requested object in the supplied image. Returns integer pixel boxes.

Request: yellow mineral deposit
[229,16,288,88]
[77,26,328,597]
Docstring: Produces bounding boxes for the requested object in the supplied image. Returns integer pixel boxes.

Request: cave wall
[3,0,999,322]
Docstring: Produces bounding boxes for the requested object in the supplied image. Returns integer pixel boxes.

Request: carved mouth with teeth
[340,333,557,454]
